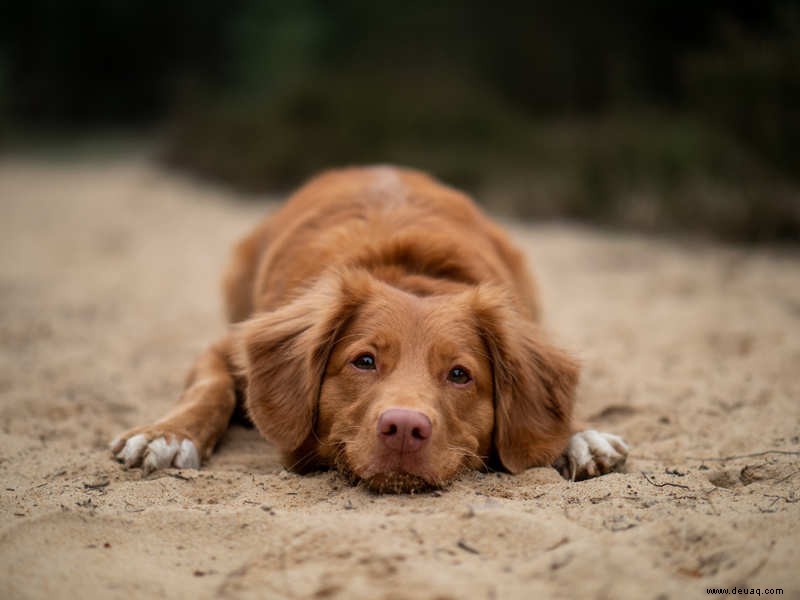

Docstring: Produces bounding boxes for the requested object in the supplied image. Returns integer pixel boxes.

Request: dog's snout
[377,408,432,453]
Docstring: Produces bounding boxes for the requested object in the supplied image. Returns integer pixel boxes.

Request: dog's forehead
[351,288,480,346]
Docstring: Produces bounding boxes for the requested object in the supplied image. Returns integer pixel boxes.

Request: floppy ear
[473,287,579,474]
[235,270,372,464]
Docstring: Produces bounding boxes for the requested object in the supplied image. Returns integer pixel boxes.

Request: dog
[111,166,628,492]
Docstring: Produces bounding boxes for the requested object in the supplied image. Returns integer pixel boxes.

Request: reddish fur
[116,166,579,490]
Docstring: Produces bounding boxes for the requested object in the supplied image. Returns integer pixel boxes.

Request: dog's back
[223,166,540,322]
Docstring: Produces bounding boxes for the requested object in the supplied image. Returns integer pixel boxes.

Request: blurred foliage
[683,12,800,175]
[1,0,798,241]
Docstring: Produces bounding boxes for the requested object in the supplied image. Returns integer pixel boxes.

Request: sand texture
[1,158,799,599]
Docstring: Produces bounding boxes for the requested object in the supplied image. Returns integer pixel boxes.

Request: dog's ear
[236,270,372,465]
[472,287,578,474]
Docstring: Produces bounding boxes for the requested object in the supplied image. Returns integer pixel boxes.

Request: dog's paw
[553,430,629,481]
[110,428,200,475]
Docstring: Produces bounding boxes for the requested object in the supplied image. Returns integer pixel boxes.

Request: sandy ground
[1,157,799,600]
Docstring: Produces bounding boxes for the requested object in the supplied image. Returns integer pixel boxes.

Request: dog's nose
[377,408,432,453]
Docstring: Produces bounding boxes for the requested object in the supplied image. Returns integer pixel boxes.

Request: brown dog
[111,166,628,492]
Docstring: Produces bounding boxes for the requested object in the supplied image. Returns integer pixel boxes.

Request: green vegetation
[2,1,798,241]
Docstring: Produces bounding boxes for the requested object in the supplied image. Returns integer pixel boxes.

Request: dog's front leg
[553,430,629,481]
[111,337,238,474]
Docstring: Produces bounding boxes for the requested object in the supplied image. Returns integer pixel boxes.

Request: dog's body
[112,166,627,491]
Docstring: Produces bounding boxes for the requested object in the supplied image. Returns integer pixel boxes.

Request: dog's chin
[334,451,444,494]
[361,471,434,494]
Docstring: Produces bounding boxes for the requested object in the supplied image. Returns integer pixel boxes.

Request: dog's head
[237,269,577,492]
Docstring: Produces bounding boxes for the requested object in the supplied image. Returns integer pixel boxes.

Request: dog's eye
[447,366,472,385]
[352,353,377,370]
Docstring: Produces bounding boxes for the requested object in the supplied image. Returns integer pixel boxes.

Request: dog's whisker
[285,449,316,472]
[446,444,490,471]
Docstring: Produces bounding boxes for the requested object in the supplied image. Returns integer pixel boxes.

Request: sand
[1,157,798,599]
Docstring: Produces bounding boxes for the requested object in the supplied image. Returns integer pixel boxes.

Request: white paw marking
[555,430,629,481]
[117,434,148,468]
[109,435,124,452]
[113,434,200,473]
[174,439,200,469]
[142,437,180,474]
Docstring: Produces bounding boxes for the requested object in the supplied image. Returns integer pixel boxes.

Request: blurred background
[1,0,798,242]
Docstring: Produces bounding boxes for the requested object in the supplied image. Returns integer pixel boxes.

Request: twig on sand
[457,539,480,555]
[124,501,144,513]
[764,494,799,506]
[642,472,690,489]
[773,470,800,484]
[687,450,800,462]
[83,480,110,490]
